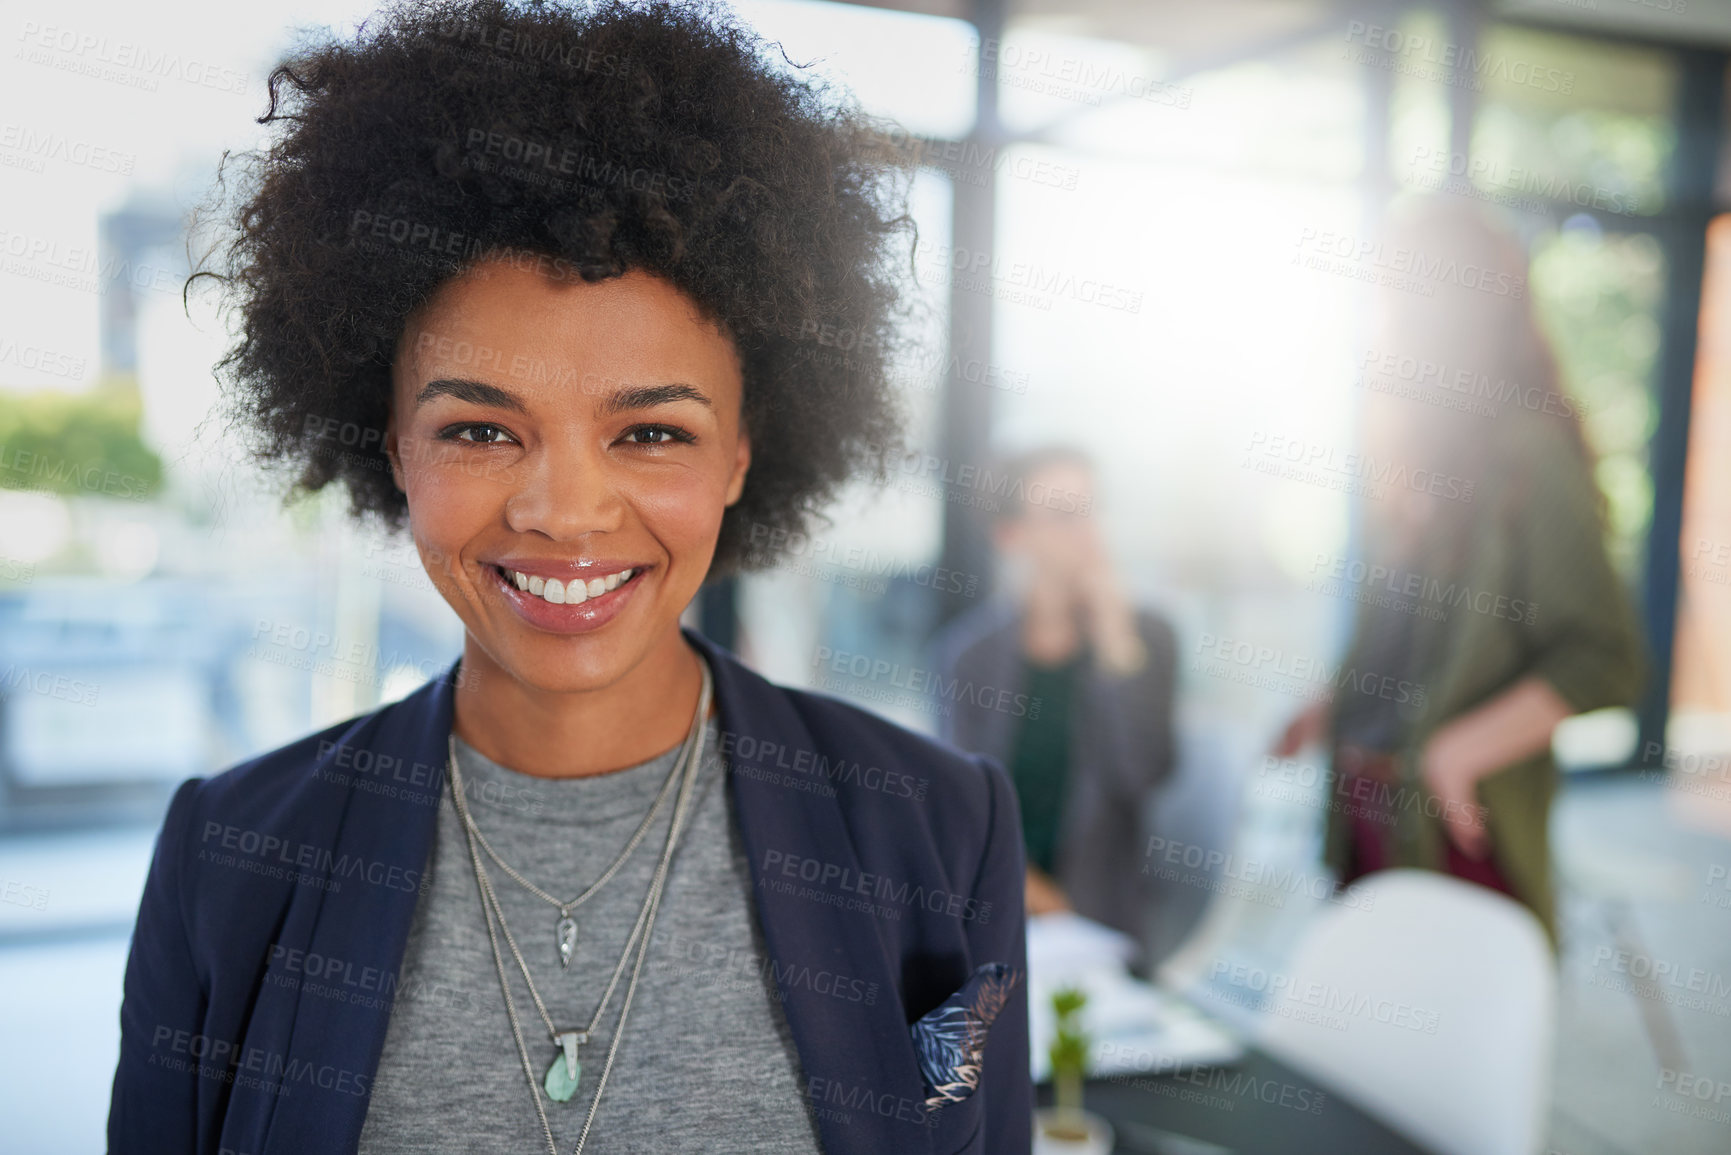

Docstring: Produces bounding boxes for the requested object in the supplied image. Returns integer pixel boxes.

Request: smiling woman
[106,2,1030,1154]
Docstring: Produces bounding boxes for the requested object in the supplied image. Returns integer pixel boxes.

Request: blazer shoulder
[792,682,992,771]
[727,653,1009,817]
[188,674,443,827]
[764,680,1021,905]
[191,713,369,814]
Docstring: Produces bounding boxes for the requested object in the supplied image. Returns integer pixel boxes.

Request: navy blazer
[108,628,1031,1154]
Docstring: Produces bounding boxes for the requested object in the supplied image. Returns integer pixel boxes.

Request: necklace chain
[444,661,712,1155]
[457,739,683,919]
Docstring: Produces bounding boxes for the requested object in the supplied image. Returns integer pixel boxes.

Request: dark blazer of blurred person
[1277,199,1645,944]
[931,446,1178,955]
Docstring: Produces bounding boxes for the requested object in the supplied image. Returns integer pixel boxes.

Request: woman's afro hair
[205,0,916,573]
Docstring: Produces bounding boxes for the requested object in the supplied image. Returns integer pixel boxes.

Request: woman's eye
[442,423,517,445]
[624,424,695,446]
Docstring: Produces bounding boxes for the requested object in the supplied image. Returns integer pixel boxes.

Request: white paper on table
[1027,913,1243,1082]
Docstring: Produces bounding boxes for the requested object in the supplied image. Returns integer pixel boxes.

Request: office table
[1035,1047,1436,1155]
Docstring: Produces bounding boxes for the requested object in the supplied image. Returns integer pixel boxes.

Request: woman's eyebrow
[598,383,713,415]
[415,377,528,413]
[415,377,712,415]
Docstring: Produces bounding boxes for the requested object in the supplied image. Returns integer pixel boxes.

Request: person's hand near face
[1072,534,1145,677]
[383,261,751,779]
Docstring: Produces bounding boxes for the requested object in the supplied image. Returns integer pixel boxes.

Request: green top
[1324,416,1645,945]
[1008,652,1085,875]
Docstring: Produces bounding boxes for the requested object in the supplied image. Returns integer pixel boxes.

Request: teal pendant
[544,1049,581,1102]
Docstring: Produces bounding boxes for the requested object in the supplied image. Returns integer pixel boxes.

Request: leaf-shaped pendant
[544,1048,581,1102]
[557,916,578,969]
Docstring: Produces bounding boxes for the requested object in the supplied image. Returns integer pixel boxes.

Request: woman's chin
[469,608,689,696]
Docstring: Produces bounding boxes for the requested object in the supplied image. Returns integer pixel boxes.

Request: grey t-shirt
[356,716,825,1154]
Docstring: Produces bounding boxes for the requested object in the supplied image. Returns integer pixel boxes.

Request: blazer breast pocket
[910,961,1019,1152]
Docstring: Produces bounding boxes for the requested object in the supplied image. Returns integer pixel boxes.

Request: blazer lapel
[248,664,455,1154]
[686,629,936,1155]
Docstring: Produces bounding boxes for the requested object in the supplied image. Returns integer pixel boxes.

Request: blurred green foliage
[1474,105,1672,216]
[0,379,162,502]
[1469,22,1673,582]
[1530,223,1665,581]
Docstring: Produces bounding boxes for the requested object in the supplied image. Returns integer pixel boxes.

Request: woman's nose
[502,439,625,540]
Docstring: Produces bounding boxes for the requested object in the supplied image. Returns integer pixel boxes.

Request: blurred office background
[2,0,1729,1152]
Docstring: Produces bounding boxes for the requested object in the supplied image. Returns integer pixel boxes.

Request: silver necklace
[445,660,712,1155]
[455,733,682,968]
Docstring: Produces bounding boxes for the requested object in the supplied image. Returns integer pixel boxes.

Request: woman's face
[992,460,1098,589]
[385,260,750,694]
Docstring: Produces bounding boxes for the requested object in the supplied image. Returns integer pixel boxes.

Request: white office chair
[1256,869,1555,1155]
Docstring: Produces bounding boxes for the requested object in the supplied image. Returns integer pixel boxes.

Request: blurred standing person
[1276,198,1645,943]
[932,446,1178,957]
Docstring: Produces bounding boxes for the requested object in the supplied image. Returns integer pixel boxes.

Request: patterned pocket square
[910,961,1021,1109]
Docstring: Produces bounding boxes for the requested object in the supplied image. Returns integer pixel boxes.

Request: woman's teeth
[505,567,636,605]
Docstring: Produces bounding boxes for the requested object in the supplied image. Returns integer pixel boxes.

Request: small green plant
[1045,986,1090,1140]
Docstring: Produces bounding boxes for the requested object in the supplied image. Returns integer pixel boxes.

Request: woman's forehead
[397,263,742,400]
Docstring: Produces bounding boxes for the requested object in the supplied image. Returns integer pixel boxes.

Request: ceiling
[854,0,1731,57]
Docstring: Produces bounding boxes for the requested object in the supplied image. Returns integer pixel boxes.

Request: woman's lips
[486,562,648,635]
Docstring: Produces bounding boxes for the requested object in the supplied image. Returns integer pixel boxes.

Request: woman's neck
[450,628,706,779]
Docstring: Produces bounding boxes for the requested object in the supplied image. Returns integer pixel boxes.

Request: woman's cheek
[403,460,495,590]
[635,473,729,558]
[409,447,512,520]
